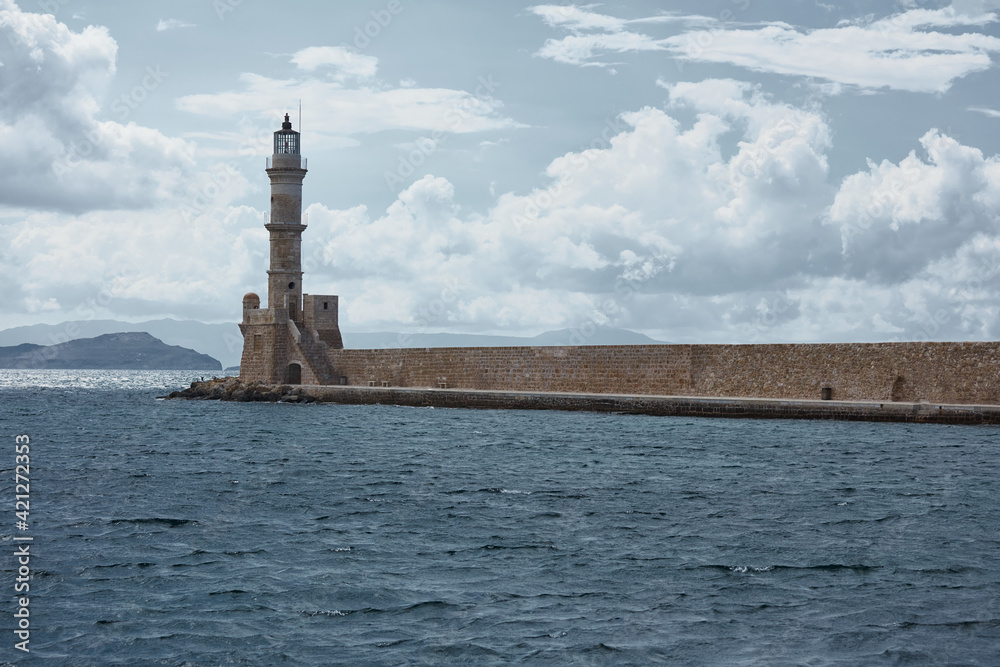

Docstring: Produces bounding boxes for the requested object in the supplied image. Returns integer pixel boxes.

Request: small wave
[480,543,556,551]
[911,566,978,574]
[730,565,774,574]
[171,561,222,569]
[373,639,409,647]
[109,518,198,528]
[426,642,503,659]
[537,491,587,499]
[302,609,348,617]
[581,643,623,654]
[480,487,532,495]
[526,631,569,639]
[90,562,156,570]
[898,618,1000,629]
[498,591,601,601]
[700,563,880,574]
[399,600,459,613]
[788,564,881,572]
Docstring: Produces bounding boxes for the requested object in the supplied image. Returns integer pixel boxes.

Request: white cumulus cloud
[830,130,1000,283]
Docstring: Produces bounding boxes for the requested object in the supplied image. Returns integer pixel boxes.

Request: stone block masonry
[324,342,1000,406]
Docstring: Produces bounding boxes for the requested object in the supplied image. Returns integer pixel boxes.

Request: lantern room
[274,113,300,155]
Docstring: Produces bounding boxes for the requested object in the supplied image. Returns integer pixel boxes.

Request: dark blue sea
[1,370,998,665]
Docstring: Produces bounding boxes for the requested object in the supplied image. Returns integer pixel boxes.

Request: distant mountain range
[0,319,667,369]
[342,327,665,349]
[0,332,221,370]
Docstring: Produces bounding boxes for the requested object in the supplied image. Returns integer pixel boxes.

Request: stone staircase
[289,320,339,385]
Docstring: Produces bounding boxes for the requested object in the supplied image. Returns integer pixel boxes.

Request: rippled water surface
[1,370,999,665]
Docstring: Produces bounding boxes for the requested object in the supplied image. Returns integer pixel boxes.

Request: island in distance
[0,332,222,370]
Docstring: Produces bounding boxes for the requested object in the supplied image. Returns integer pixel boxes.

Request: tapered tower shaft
[265,113,308,321]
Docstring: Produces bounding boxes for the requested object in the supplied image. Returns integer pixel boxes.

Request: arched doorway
[287,363,302,385]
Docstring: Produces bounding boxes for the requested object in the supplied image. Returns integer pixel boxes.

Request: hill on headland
[0,332,222,370]
[0,319,241,368]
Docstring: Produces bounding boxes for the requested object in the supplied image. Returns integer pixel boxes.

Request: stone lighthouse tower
[239,113,343,385]
[266,113,307,319]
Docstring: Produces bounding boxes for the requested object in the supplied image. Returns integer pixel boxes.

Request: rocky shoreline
[162,377,315,403]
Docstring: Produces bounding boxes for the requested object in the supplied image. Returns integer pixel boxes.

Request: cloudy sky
[2,0,1000,345]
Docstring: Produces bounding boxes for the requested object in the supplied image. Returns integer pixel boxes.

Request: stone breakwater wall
[164,379,1000,425]
[324,342,1000,405]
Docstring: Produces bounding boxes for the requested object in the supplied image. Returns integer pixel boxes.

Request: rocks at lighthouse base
[163,377,313,403]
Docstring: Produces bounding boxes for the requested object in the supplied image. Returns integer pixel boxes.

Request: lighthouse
[239,113,343,385]
[265,113,307,320]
